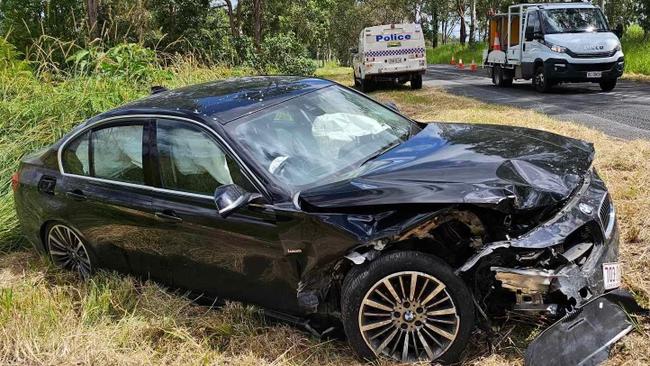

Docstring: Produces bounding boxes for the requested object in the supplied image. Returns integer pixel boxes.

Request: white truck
[484,2,624,92]
[351,23,427,92]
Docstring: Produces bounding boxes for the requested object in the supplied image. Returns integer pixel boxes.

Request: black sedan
[13,76,633,364]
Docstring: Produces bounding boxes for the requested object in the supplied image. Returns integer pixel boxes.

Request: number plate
[587,71,602,78]
[602,262,621,290]
[387,57,402,64]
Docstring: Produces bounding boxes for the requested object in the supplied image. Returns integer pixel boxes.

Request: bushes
[259,33,317,75]
[66,43,172,82]
[622,25,650,76]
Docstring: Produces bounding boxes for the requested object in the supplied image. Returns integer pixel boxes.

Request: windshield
[225,85,414,190]
[542,8,608,34]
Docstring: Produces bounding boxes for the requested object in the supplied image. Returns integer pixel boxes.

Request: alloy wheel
[47,224,92,278]
[358,271,460,362]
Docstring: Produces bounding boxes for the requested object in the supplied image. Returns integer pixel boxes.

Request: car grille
[573,62,616,72]
[599,194,614,237]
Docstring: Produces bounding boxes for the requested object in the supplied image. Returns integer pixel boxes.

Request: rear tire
[533,66,552,93]
[411,74,423,89]
[341,251,474,364]
[360,78,374,93]
[46,223,94,279]
[492,65,512,87]
[599,78,617,92]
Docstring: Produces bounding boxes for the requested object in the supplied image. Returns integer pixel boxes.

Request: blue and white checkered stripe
[364,47,425,58]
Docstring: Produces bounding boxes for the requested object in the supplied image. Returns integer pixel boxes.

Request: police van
[351,23,427,91]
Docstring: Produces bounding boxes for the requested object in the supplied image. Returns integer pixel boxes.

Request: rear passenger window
[62,131,90,175]
[92,125,144,184]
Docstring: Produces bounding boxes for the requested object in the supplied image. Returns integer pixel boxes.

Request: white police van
[485,2,624,92]
[351,23,427,91]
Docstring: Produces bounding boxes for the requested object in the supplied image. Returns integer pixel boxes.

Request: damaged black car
[12,76,639,364]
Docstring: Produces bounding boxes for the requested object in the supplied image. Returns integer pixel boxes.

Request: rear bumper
[544,57,625,82]
[363,59,426,79]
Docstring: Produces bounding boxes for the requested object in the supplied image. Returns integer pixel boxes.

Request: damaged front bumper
[460,169,620,311]
[458,170,646,364]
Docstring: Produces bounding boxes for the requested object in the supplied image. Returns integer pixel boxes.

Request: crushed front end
[460,168,619,315]
[458,168,645,364]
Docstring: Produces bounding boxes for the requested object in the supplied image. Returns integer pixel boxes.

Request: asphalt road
[423,64,650,140]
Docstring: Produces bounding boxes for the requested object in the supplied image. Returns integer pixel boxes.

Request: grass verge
[426,43,486,65]
[0,65,648,365]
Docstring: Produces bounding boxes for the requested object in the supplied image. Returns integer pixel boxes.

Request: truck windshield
[542,8,608,34]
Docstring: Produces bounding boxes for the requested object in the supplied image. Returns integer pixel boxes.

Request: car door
[522,10,543,77]
[57,119,169,280]
[147,118,301,313]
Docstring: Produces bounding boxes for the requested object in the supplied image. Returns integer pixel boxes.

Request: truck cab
[351,23,427,92]
[485,3,624,92]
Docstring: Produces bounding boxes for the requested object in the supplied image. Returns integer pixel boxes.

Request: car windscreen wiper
[360,140,402,166]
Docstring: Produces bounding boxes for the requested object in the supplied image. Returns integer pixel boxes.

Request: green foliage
[426,42,486,65]
[67,43,172,82]
[622,25,650,75]
[0,37,30,74]
[259,33,316,75]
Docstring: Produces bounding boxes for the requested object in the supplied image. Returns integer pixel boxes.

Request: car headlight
[614,42,622,52]
[550,44,567,53]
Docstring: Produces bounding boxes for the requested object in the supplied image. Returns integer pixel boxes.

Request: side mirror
[525,26,534,41]
[349,47,358,54]
[534,31,544,40]
[613,24,623,38]
[213,184,253,218]
[385,101,400,112]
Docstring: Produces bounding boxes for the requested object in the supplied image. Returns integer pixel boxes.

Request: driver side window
[155,120,254,195]
[528,11,541,34]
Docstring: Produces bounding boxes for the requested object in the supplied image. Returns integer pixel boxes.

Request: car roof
[110,76,333,124]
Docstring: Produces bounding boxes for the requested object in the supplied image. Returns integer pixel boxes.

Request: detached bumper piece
[525,289,646,366]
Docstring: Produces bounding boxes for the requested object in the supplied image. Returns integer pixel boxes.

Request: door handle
[154,210,183,224]
[66,189,87,201]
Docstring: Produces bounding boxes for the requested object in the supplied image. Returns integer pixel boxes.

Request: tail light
[11,172,20,192]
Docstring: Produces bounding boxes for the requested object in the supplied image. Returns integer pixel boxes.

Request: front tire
[599,78,617,92]
[46,223,94,279]
[341,251,474,364]
[533,66,552,93]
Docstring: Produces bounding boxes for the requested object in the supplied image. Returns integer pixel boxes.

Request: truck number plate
[587,71,602,78]
[387,57,402,64]
[602,262,621,290]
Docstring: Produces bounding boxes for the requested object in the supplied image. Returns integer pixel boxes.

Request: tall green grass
[622,24,650,76]
[426,42,486,65]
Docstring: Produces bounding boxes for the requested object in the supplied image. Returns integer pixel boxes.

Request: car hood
[544,32,620,54]
[300,123,594,212]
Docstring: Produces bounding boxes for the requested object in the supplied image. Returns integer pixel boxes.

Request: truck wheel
[533,66,552,93]
[341,251,475,364]
[492,65,512,87]
[411,74,423,90]
[599,78,617,92]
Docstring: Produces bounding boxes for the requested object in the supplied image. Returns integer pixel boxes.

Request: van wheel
[533,66,552,93]
[360,79,374,93]
[599,78,617,92]
[492,65,512,87]
[411,74,423,89]
[341,251,474,364]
